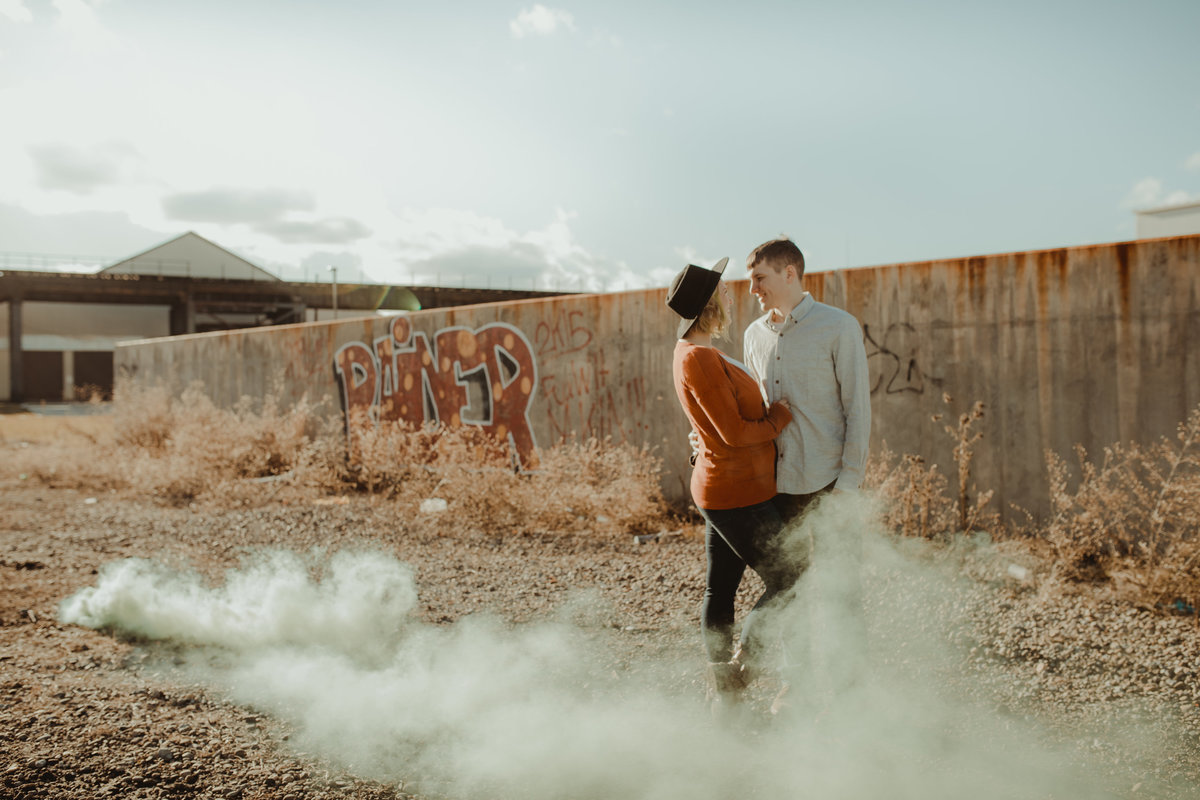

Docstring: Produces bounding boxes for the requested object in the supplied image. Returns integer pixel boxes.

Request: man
[743,237,871,524]
[742,236,871,709]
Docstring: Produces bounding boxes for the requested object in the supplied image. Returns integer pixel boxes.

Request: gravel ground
[3,473,1200,798]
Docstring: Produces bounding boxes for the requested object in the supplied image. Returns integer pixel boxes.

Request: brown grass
[8,382,1198,616]
[865,396,1200,620]
[1039,405,1200,615]
[864,393,996,541]
[0,412,113,445]
[3,382,675,537]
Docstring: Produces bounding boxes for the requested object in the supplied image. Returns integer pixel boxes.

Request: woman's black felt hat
[666,256,728,339]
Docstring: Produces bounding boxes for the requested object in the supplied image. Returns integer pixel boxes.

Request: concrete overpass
[0,268,566,402]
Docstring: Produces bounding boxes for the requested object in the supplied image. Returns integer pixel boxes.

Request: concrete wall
[115,234,1200,521]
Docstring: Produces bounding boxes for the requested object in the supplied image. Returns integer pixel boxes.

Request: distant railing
[0,250,609,292]
[0,251,112,272]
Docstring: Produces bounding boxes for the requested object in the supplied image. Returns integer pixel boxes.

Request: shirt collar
[766,293,814,330]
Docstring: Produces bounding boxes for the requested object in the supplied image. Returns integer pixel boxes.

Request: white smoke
[60,549,419,665]
[58,496,1167,799]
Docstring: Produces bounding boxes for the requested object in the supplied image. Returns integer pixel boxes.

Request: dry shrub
[1042,405,1200,614]
[864,394,996,540]
[335,413,513,497]
[20,382,324,504]
[868,395,1200,617]
[864,444,955,539]
[33,382,674,534]
[335,419,672,535]
[72,383,109,402]
[120,384,322,503]
[111,383,176,451]
[519,437,671,535]
[937,397,995,534]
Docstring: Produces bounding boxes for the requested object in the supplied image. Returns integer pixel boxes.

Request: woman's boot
[705,660,747,721]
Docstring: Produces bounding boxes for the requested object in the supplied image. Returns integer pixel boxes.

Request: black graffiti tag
[863,322,942,396]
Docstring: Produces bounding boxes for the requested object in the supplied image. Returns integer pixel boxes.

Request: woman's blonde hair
[691,284,730,339]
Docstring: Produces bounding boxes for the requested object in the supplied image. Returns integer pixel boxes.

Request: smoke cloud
[59,496,1162,799]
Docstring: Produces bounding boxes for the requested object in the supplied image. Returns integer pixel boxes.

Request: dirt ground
[1,473,719,800]
[3,411,1200,799]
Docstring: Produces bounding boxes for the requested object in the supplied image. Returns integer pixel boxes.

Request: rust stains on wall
[116,234,1200,519]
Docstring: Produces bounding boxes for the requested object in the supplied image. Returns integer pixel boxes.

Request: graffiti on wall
[539,348,650,444]
[864,322,943,396]
[533,309,649,444]
[333,315,538,469]
[533,308,594,360]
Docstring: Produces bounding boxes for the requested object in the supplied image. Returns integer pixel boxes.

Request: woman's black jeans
[699,498,803,665]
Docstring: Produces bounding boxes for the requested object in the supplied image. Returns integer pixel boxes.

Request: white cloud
[509,4,576,38]
[0,202,164,264]
[52,0,117,52]
[162,187,316,225]
[1122,177,1194,210]
[382,207,657,292]
[255,217,373,245]
[0,0,32,23]
[1186,151,1200,171]
[28,141,142,194]
[1123,176,1161,209]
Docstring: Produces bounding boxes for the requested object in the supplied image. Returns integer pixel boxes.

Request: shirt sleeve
[834,314,872,490]
[681,348,791,447]
[742,324,767,400]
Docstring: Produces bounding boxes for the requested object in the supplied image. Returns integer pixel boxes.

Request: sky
[1,0,1198,292]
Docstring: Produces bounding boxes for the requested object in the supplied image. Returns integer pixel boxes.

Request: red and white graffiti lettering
[333,315,539,469]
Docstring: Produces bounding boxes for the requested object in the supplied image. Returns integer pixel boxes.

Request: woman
[666,257,794,714]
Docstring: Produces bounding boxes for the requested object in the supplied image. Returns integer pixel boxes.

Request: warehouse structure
[0,232,561,402]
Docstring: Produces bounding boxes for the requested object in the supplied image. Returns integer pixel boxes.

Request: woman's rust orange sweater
[672,340,792,510]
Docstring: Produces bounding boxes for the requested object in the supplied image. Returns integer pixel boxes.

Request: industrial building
[1136,200,1200,239]
[0,232,560,403]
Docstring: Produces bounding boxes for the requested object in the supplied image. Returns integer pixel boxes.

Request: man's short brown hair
[747,237,804,279]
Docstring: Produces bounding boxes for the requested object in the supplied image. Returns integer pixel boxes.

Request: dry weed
[22,380,1195,611]
[338,419,672,535]
[1042,405,1200,615]
[9,382,325,503]
[935,395,995,534]
[865,394,996,539]
[10,382,674,536]
[866,396,1200,618]
[71,383,109,403]
[864,444,955,539]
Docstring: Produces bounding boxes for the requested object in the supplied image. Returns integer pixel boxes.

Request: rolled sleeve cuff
[834,471,863,492]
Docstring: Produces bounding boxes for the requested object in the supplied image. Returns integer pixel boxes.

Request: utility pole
[328,265,338,318]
